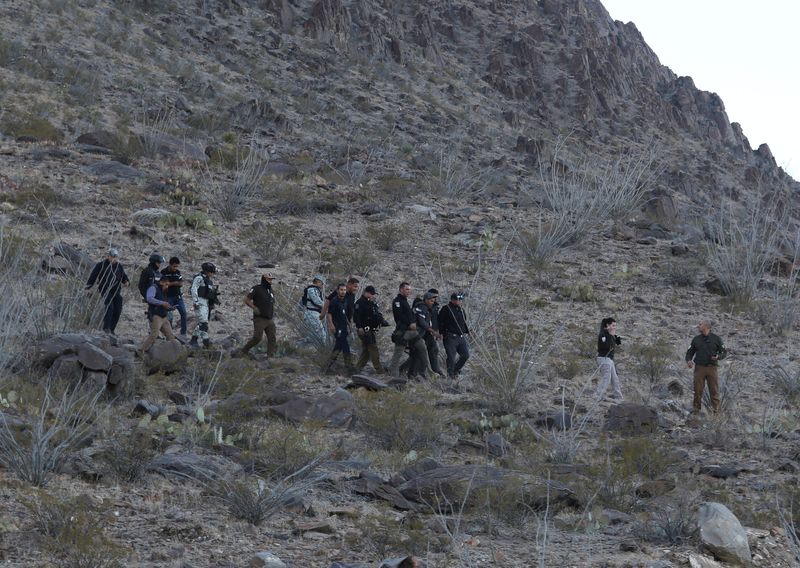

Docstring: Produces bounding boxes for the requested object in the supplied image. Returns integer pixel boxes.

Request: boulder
[85,371,109,391]
[697,502,751,566]
[143,340,186,374]
[77,343,113,372]
[534,409,572,430]
[249,551,287,568]
[347,374,389,391]
[604,403,658,435]
[49,354,84,383]
[378,557,417,568]
[486,432,510,458]
[76,130,121,150]
[268,389,353,427]
[146,450,241,480]
[84,161,145,181]
[688,555,725,568]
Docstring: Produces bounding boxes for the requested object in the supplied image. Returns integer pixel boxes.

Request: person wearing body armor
[300,275,326,343]
[323,283,354,374]
[138,253,165,302]
[439,293,470,380]
[353,285,390,373]
[160,257,187,336]
[138,276,177,354]
[190,262,218,348]
[237,272,277,358]
[388,282,428,379]
[414,291,444,377]
[85,248,129,335]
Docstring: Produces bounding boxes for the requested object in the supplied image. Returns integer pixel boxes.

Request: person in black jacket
[353,285,390,373]
[324,283,355,374]
[85,248,129,334]
[415,291,444,377]
[237,273,277,358]
[388,282,427,378]
[439,293,470,380]
[595,317,623,401]
[160,257,187,336]
[685,319,727,414]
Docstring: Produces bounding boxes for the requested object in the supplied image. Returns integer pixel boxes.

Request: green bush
[0,113,63,142]
[365,222,403,251]
[356,389,444,453]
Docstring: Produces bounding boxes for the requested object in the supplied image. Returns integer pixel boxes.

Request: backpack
[137,267,156,300]
[300,285,321,312]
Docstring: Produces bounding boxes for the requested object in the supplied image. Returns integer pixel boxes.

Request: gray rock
[347,374,389,391]
[133,399,163,418]
[76,130,121,149]
[84,160,145,180]
[143,340,186,374]
[688,555,725,568]
[77,343,113,372]
[699,464,744,479]
[249,552,287,568]
[146,451,241,480]
[85,371,109,391]
[49,354,84,383]
[141,133,207,161]
[378,557,417,568]
[486,432,510,458]
[604,403,658,435]
[534,409,572,430]
[697,502,751,566]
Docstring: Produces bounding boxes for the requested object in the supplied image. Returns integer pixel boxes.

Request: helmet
[201,262,216,274]
[149,253,165,264]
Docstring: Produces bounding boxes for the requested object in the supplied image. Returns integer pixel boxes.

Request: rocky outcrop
[697,502,752,566]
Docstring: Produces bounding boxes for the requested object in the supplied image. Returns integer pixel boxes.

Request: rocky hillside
[1,1,800,568]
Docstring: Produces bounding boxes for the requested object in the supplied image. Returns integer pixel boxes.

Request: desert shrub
[581,450,639,513]
[210,460,323,526]
[356,389,444,453]
[5,178,65,212]
[0,112,63,142]
[659,261,697,287]
[613,436,677,480]
[0,383,104,486]
[421,146,495,198]
[250,422,327,480]
[324,243,376,277]
[766,362,800,401]
[22,492,126,567]
[556,282,595,302]
[153,210,213,230]
[376,176,419,202]
[704,195,786,305]
[551,356,584,381]
[472,326,552,414]
[637,497,697,545]
[202,137,270,222]
[240,221,297,262]
[631,341,672,386]
[266,184,339,216]
[101,430,155,483]
[366,222,403,251]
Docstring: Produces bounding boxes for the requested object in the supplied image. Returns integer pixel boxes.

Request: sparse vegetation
[356,389,444,453]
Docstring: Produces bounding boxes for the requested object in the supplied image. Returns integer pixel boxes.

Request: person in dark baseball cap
[364,285,377,295]
[353,284,390,373]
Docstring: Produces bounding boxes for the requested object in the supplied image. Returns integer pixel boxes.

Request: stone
[697,502,751,566]
[378,557,417,568]
[699,464,745,479]
[688,554,726,568]
[350,471,417,510]
[249,552,287,568]
[486,432,510,458]
[133,400,163,418]
[534,410,572,430]
[49,354,84,383]
[76,130,121,149]
[77,343,113,372]
[84,161,145,181]
[140,133,207,161]
[143,340,186,374]
[132,208,173,225]
[293,519,337,535]
[604,403,658,435]
[635,479,676,498]
[85,371,108,391]
[671,243,690,256]
[347,374,389,391]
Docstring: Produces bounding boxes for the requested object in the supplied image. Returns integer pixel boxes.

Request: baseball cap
[108,248,119,257]
[364,285,377,295]
[450,292,464,301]
[423,291,436,300]
[313,274,325,284]
[264,272,275,279]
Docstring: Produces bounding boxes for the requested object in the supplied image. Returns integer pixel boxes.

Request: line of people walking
[87,250,728,416]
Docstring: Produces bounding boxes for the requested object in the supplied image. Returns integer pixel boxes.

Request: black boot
[189,336,199,347]
[203,338,211,349]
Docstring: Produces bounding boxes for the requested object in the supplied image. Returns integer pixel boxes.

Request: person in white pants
[596,317,623,401]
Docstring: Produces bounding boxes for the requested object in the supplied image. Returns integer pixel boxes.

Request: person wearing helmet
[85,248,129,335]
[190,262,218,348]
[138,253,165,301]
